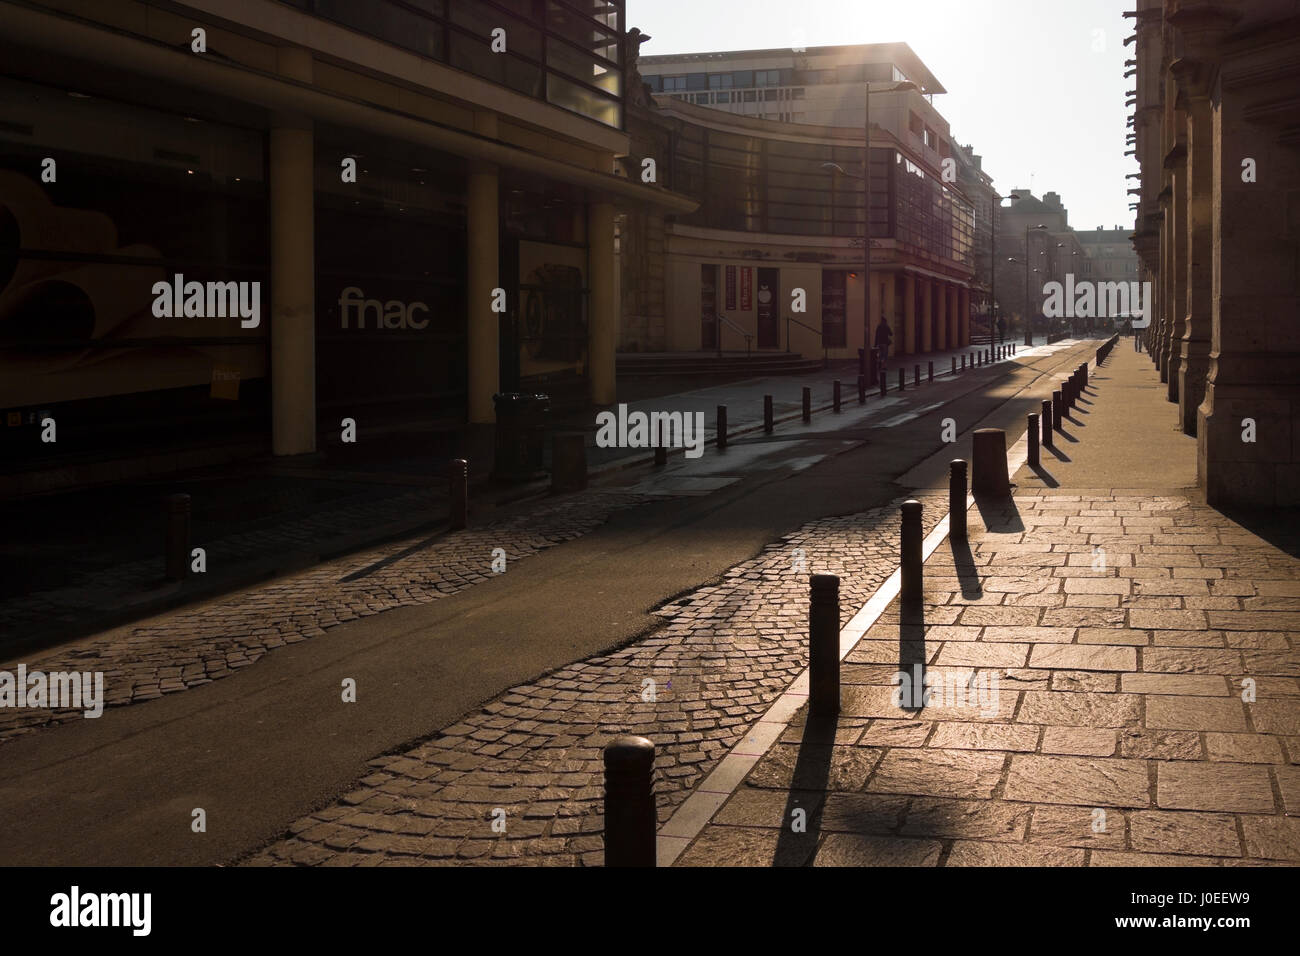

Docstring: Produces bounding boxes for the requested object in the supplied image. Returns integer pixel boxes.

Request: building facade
[619,91,976,364]
[1131,0,1300,508]
[0,0,692,489]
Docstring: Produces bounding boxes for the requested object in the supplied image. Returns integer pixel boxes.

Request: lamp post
[1024,223,1047,345]
[824,79,917,384]
[991,194,1020,345]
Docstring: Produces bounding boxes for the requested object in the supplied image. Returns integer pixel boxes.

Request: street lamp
[824,78,918,383]
[1024,224,1047,345]
[992,194,1021,344]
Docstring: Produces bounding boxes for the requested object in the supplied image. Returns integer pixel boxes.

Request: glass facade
[670,126,974,265]
[285,0,625,128]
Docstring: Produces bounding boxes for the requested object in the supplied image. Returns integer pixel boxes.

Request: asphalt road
[0,339,1102,865]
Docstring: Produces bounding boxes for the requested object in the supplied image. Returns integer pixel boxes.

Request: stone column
[959,286,970,346]
[941,278,951,348]
[1178,74,1213,435]
[1198,51,1300,508]
[1166,139,1188,404]
[467,111,499,425]
[883,272,897,349]
[903,272,916,355]
[588,201,617,405]
[270,46,316,456]
[948,285,960,348]
[920,279,933,352]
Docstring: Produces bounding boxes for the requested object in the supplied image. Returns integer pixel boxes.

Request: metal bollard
[809,574,841,719]
[764,394,774,434]
[961,354,966,371]
[802,387,811,423]
[449,459,469,530]
[857,375,866,405]
[1052,390,1063,431]
[928,361,934,383]
[717,405,728,450]
[550,432,588,493]
[1027,413,1040,468]
[971,429,1010,497]
[603,736,656,867]
[898,367,905,392]
[1081,363,1088,388]
[833,380,841,413]
[1041,399,1053,449]
[914,364,920,387]
[949,459,967,542]
[901,499,923,604]
[165,493,191,581]
[880,370,887,397]
[951,357,957,375]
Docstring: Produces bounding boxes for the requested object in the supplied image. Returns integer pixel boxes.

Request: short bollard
[971,428,1010,498]
[1027,413,1041,469]
[1041,399,1053,449]
[833,380,842,413]
[961,355,967,371]
[1081,364,1088,388]
[550,432,588,493]
[1052,390,1063,430]
[880,370,887,397]
[764,394,774,434]
[951,357,957,375]
[901,500,923,604]
[914,364,921,387]
[928,361,934,383]
[949,459,968,542]
[165,493,191,581]
[857,376,866,405]
[898,367,905,392]
[654,420,667,466]
[809,574,841,719]
[716,405,728,450]
[802,387,811,424]
[603,736,656,867]
[449,458,468,530]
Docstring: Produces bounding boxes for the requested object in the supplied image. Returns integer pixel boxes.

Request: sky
[627,0,1139,230]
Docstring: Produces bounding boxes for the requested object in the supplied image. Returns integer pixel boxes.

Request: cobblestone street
[244,493,947,866]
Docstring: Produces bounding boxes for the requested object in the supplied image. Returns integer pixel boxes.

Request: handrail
[714,312,752,358]
[785,315,828,368]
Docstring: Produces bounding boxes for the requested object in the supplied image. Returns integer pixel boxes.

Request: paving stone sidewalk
[243,493,947,866]
[677,352,1300,866]
[0,489,652,744]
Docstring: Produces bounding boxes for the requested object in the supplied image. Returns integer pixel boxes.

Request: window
[662,75,687,92]
[909,111,924,136]
[756,69,781,86]
[686,72,708,90]
[708,72,733,89]
[733,70,754,89]
[645,74,661,92]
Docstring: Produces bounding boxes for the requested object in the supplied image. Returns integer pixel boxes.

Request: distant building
[1076,227,1140,286]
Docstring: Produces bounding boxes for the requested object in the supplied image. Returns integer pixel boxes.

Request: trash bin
[492,392,550,482]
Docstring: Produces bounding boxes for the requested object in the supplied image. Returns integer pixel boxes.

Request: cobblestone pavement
[242,492,947,866]
[0,489,651,744]
[678,491,1300,866]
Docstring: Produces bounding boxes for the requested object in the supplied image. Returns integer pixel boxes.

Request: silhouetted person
[874,318,893,364]
[996,316,1006,344]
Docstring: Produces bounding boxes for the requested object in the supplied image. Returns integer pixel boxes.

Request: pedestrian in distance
[874,318,894,371]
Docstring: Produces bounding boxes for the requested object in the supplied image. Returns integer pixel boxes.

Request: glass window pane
[547,38,620,94]
[546,72,620,127]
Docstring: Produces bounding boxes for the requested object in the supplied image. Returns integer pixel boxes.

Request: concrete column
[467,111,499,424]
[941,280,951,351]
[959,287,970,346]
[1179,85,1214,436]
[948,285,959,349]
[1166,142,1189,404]
[882,272,897,347]
[1198,73,1300,508]
[270,47,316,456]
[920,279,933,352]
[588,200,617,405]
[903,272,916,355]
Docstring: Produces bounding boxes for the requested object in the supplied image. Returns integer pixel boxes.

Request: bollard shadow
[771,708,836,866]
[897,600,927,716]
[950,535,982,600]
[1028,463,1060,488]
[974,494,1024,534]
[1056,425,1080,443]
[1043,443,1071,463]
